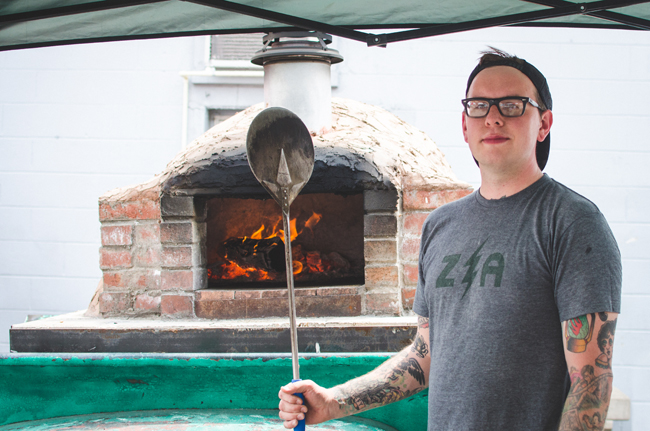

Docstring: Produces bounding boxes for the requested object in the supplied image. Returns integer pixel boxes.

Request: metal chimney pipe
[251,31,343,134]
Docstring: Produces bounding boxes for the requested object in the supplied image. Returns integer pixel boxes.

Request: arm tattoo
[412,333,429,359]
[337,379,424,413]
[335,348,427,413]
[418,316,429,329]
[343,381,407,410]
[390,357,426,385]
[559,314,617,431]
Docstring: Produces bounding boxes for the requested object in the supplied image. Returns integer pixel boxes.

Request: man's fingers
[278,387,303,401]
[279,408,305,429]
[279,398,307,413]
[277,379,322,428]
[282,419,298,429]
[280,379,312,394]
[278,389,306,407]
[278,409,305,421]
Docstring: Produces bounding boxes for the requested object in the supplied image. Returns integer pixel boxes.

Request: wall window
[208,108,244,129]
[210,33,264,61]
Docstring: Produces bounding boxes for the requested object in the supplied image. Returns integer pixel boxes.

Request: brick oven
[97,97,471,320]
[95,32,471,322]
[11,34,473,352]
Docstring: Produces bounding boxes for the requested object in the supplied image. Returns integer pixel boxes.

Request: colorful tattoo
[565,313,595,353]
[418,316,429,329]
[595,320,616,369]
[582,412,605,430]
[560,314,617,431]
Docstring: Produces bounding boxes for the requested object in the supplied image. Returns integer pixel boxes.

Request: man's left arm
[559,312,618,431]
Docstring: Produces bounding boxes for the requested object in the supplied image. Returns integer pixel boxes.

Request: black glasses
[461,97,541,118]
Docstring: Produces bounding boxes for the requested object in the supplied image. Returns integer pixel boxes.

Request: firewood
[222,237,285,272]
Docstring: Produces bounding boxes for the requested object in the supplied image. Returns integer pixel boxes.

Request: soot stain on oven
[205,193,364,288]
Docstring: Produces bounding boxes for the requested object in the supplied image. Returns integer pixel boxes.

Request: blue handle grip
[291,378,305,431]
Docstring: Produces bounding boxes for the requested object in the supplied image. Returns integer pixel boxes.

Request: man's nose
[485,104,504,125]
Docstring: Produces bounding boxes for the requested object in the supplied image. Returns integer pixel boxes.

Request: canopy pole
[525,0,650,30]
[369,0,650,45]
[182,0,373,44]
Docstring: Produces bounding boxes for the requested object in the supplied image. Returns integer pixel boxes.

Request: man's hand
[278,380,338,429]
[277,315,431,428]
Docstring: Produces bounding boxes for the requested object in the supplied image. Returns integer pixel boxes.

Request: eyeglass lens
[465,99,526,118]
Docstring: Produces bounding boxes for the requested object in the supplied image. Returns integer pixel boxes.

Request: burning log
[291,245,350,274]
[222,237,285,272]
[207,209,358,286]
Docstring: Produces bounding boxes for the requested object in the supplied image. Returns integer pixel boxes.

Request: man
[278,48,622,430]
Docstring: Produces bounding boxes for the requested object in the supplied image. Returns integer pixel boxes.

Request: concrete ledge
[10,311,417,354]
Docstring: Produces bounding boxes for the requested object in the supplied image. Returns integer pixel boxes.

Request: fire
[250,225,265,240]
[220,260,269,280]
[304,212,322,232]
[244,217,301,243]
[210,212,330,282]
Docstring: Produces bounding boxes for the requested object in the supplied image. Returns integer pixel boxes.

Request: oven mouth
[204,192,365,289]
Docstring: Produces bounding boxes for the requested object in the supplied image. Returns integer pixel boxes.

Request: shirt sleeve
[553,211,622,322]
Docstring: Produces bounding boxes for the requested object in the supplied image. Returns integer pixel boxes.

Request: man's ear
[462,112,469,143]
[538,109,553,142]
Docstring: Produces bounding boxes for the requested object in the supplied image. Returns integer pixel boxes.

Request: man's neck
[479,166,543,200]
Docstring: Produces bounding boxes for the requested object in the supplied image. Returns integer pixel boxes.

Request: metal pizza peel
[246,107,315,431]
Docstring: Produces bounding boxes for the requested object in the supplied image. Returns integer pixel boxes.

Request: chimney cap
[251,31,343,66]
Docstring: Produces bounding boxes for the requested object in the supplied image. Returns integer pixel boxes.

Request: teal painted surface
[0,354,427,431]
[0,409,398,430]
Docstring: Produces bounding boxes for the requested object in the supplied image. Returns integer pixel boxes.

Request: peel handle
[291,378,306,431]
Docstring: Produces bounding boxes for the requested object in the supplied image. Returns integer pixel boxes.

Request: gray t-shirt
[413,174,621,431]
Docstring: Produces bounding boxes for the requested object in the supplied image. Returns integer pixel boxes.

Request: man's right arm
[278,316,431,428]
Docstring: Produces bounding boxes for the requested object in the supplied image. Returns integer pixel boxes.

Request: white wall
[0,37,206,350]
[0,26,648,430]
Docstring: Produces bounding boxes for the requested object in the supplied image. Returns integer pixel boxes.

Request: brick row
[99,199,161,221]
[195,294,362,319]
[403,188,472,211]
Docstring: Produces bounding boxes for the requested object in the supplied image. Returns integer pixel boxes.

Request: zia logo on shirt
[435,238,504,299]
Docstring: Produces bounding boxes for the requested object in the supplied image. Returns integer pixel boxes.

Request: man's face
[462,66,552,174]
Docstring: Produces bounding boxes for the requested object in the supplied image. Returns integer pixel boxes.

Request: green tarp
[0,0,649,51]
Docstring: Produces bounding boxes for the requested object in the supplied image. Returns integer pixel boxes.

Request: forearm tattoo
[336,352,425,413]
[342,381,410,411]
[389,357,426,385]
[335,321,429,414]
[559,313,617,431]
[412,333,429,358]
[413,317,430,358]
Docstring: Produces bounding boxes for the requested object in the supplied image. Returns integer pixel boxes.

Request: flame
[212,259,271,281]
[257,213,319,243]
[251,225,265,240]
[210,211,327,282]
[304,212,322,232]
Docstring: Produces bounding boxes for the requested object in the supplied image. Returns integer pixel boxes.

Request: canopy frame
[186,0,650,46]
[0,0,649,51]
